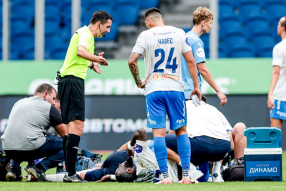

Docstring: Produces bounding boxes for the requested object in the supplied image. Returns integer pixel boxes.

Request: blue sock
[154,137,169,177]
[177,134,191,177]
[279,135,282,147]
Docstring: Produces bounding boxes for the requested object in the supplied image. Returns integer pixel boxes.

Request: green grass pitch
[0,152,285,191]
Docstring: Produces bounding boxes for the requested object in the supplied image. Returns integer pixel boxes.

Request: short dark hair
[56,93,60,101]
[34,83,56,95]
[116,170,137,183]
[90,10,113,24]
[281,16,286,32]
[144,7,162,20]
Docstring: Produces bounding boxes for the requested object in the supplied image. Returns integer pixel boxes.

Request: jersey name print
[132,26,192,95]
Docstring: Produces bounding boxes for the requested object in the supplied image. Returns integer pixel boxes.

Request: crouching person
[1,83,66,181]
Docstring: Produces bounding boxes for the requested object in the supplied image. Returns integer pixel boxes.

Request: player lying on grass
[44,121,246,183]
[168,96,247,182]
[98,120,246,184]
[45,129,203,183]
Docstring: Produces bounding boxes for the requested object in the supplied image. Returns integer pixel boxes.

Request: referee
[58,11,112,183]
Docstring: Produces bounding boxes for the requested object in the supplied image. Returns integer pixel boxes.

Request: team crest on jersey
[154,32,156,35]
[135,145,143,153]
[152,74,160,80]
[185,37,191,46]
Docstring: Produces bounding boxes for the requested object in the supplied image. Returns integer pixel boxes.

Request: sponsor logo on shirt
[157,32,173,35]
[162,75,180,81]
[152,74,160,80]
[196,47,205,58]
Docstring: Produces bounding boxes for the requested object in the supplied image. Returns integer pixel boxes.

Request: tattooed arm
[128,52,147,89]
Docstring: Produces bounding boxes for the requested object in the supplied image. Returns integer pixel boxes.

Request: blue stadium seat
[239,0,262,17]
[22,45,34,60]
[219,45,227,58]
[225,34,248,52]
[0,1,2,23]
[219,1,234,17]
[267,0,286,5]
[61,25,72,43]
[45,17,61,36]
[138,0,160,10]
[10,16,33,36]
[219,14,242,31]
[116,0,140,25]
[45,0,61,25]
[266,2,286,23]
[246,14,270,38]
[253,34,276,57]
[50,46,68,60]
[82,0,114,25]
[219,0,236,17]
[229,44,255,58]
[10,46,20,60]
[63,0,72,23]
[45,35,66,53]
[12,32,34,59]
[11,0,34,24]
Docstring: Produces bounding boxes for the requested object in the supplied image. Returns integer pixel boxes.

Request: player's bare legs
[271,118,283,147]
[271,118,283,129]
[232,123,246,162]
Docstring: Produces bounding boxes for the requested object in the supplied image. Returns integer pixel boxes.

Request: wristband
[89,62,94,70]
[110,175,116,180]
[128,142,133,150]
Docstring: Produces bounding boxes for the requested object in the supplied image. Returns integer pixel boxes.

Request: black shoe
[27,164,48,182]
[63,173,88,183]
[6,167,22,181]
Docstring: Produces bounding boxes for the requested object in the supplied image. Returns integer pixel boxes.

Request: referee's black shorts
[58,75,85,124]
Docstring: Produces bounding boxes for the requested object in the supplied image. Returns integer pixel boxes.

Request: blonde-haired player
[182,7,227,106]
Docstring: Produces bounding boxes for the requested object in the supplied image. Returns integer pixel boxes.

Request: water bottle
[192,95,201,107]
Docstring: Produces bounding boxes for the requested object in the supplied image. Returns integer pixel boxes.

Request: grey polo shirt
[1,96,62,151]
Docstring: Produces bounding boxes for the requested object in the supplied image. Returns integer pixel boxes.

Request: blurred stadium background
[0,0,285,150]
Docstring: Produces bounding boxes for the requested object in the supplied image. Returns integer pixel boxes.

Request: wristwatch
[90,62,94,70]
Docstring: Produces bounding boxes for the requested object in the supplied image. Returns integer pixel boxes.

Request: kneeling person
[1,83,66,181]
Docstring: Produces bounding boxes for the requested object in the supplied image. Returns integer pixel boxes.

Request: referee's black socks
[66,134,80,176]
[63,135,67,163]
